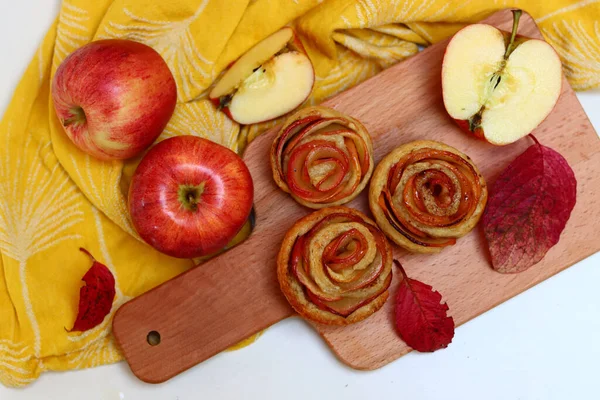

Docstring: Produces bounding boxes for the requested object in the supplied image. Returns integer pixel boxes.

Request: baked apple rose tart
[270,106,374,209]
[277,206,393,325]
[369,140,487,253]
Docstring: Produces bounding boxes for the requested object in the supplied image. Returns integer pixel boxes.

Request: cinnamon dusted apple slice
[210,27,314,125]
[271,106,374,209]
[369,140,488,253]
[310,274,392,317]
[277,206,393,325]
[442,10,562,145]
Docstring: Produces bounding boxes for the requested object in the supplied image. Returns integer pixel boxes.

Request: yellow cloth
[1,0,599,387]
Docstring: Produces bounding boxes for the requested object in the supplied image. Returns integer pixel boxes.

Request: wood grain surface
[112,9,600,383]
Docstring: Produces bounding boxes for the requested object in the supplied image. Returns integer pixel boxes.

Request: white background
[1,1,600,399]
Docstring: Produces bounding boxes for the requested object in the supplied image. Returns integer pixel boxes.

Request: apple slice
[210,28,294,99]
[227,52,314,125]
[319,273,392,317]
[442,10,562,145]
[210,27,314,125]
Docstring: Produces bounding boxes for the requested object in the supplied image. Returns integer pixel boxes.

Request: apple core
[177,182,206,212]
[62,106,86,127]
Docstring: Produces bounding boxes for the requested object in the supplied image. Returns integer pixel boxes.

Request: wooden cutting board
[112,9,600,384]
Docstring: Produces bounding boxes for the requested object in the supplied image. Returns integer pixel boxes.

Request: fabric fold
[1,0,599,387]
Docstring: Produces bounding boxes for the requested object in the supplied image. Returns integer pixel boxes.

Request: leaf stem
[63,107,86,127]
[528,134,540,145]
[79,247,96,262]
[393,259,408,279]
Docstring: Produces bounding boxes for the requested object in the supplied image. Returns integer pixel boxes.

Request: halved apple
[210,27,315,125]
[442,10,562,145]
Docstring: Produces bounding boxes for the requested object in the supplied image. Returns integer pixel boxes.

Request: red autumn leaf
[394,260,455,352]
[482,136,577,274]
[68,248,116,332]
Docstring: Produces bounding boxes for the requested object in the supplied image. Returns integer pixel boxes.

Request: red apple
[128,136,254,259]
[52,39,177,160]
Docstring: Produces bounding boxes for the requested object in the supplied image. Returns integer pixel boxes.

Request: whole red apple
[51,39,177,160]
[128,136,254,259]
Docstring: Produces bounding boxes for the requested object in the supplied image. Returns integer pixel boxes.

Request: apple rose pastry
[277,206,393,325]
[369,140,487,254]
[271,106,374,209]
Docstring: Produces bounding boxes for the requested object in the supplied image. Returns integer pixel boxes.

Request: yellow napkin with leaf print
[1,0,599,388]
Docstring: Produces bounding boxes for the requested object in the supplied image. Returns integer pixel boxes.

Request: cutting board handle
[112,223,295,384]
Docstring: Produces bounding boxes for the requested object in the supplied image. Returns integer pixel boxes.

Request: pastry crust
[277,206,393,325]
[369,140,488,254]
[271,106,374,209]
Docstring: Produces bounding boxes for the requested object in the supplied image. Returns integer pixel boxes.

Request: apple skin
[209,97,235,121]
[452,118,485,141]
[52,39,177,160]
[128,136,254,259]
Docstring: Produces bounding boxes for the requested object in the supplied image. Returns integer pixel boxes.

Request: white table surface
[2,2,600,399]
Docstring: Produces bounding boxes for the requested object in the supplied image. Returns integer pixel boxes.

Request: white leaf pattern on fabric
[354,0,442,27]
[68,155,137,238]
[543,20,600,90]
[0,340,35,387]
[67,334,121,368]
[0,131,84,362]
[162,101,240,150]
[315,46,380,95]
[54,2,92,65]
[99,2,214,101]
[536,0,600,23]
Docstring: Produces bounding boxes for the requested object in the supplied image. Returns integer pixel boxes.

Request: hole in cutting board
[147,331,161,346]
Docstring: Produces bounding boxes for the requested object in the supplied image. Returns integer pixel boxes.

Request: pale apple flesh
[209,27,294,99]
[227,52,314,125]
[442,17,562,145]
[209,27,315,125]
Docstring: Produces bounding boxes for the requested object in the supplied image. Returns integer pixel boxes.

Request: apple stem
[63,106,86,127]
[178,182,206,212]
[218,94,233,111]
[504,9,522,60]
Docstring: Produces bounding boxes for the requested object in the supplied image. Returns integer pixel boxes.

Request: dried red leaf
[69,248,116,332]
[394,260,454,352]
[482,137,577,274]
